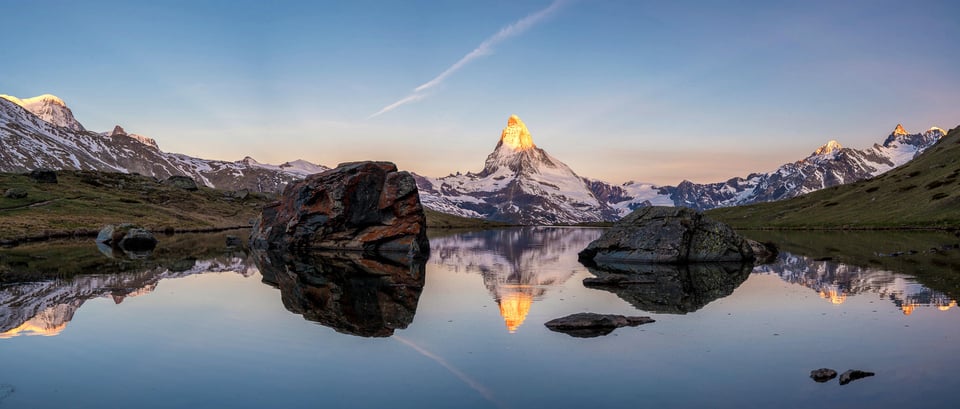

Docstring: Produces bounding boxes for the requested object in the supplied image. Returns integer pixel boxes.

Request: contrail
[393,335,505,408]
[368,0,569,119]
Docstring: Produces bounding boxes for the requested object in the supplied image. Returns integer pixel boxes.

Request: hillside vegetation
[0,170,272,243]
[709,125,960,229]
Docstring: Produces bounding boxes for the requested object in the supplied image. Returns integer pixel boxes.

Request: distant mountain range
[0,93,945,223]
[0,94,327,192]
[415,115,945,223]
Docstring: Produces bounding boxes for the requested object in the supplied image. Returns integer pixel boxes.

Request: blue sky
[3,0,959,184]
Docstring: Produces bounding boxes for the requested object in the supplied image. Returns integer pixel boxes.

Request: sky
[3,0,959,185]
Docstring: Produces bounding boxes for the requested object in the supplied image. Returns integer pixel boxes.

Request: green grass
[708,125,960,229]
[0,230,249,281]
[424,208,513,229]
[0,170,273,242]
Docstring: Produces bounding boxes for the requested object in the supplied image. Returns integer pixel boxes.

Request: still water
[2,228,959,408]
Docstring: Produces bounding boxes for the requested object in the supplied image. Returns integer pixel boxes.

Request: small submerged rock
[544,312,654,338]
[810,368,838,383]
[839,369,875,385]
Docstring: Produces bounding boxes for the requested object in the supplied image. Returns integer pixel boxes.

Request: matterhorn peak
[813,140,843,156]
[499,114,535,151]
[892,124,909,136]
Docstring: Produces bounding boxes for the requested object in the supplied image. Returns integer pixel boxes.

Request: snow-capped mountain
[0,94,328,192]
[417,116,945,223]
[415,115,622,224]
[648,124,946,210]
[0,94,85,132]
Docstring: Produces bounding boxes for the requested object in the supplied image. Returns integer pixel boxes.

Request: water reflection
[583,262,753,314]
[429,228,603,332]
[756,252,958,315]
[0,255,254,338]
[254,250,425,337]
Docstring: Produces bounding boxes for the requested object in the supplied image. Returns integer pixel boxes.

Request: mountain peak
[0,93,84,131]
[499,114,535,151]
[892,124,909,136]
[926,126,946,135]
[110,125,128,137]
[813,140,843,156]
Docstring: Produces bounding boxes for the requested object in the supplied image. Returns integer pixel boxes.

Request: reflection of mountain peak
[755,252,958,314]
[429,227,603,333]
[498,291,533,333]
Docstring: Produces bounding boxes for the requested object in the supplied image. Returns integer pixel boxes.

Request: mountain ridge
[0,94,328,192]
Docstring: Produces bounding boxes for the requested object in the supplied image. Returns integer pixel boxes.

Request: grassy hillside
[0,170,272,243]
[424,208,513,229]
[709,125,960,229]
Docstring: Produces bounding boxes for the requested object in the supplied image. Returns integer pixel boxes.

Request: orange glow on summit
[498,289,533,333]
[499,114,535,151]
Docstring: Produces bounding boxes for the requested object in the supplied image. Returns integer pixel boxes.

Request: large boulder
[579,206,758,264]
[250,161,429,257]
[162,175,199,191]
[27,169,58,184]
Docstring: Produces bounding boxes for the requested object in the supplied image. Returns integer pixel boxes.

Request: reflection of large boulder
[251,161,429,257]
[579,206,756,264]
[254,250,425,337]
[583,262,752,314]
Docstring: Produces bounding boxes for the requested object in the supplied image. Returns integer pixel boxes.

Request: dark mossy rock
[162,175,199,191]
[3,188,27,199]
[579,206,761,264]
[97,223,158,252]
[27,169,58,183]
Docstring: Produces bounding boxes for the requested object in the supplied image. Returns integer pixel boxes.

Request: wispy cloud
[368,0,569,119]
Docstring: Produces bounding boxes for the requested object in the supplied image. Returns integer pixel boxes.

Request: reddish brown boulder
[250,161,429,257]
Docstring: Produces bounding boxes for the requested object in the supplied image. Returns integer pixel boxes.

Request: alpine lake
[2,227,959,408]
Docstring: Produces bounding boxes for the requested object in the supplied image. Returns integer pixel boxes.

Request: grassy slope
[708,125,960,229]
[0,170,272,242]
[423,208,513,229]
[0,170,503,242]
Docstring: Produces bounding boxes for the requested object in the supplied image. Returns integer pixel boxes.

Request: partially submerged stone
[810,368,838,383]
[97,223,158,254]
[544,312,654,338]
[250,161,429,257]
[579,206,762,264]
[839,369,875,385]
